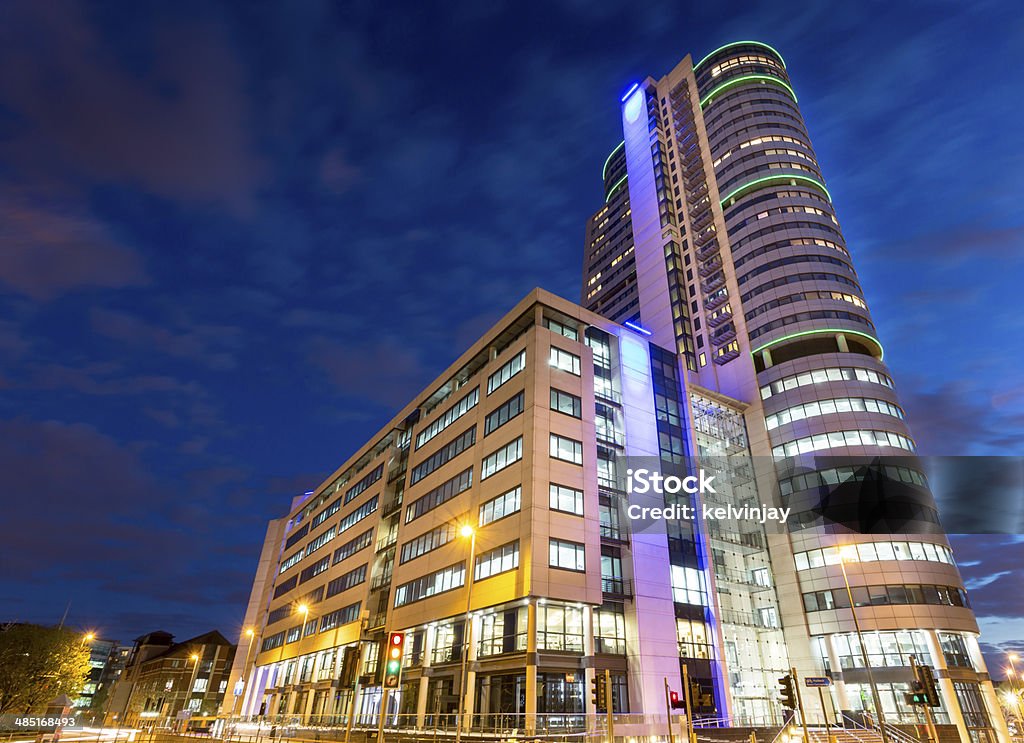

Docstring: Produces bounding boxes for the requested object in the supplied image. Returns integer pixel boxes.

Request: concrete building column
[463,614,480,730]
[415,628,434,728]
[824,636,851,712]
[583,605,597,716]
[525,602,538,734]
[924,631,971,741]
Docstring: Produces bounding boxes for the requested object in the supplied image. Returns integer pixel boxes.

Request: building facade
[230,289,794,734]
[582,41,1006,743]
[110,630,235,728]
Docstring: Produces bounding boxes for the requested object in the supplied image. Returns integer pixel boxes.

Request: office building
[109,630,234,728]
[583,41,1005,743]
[228,288,794,735]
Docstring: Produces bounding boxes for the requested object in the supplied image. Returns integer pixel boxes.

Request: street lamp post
[230,628,256,719]
[184,653,201,727]
[838,547,889,743]
[454,524,477,743]
[1006,656,1024,733]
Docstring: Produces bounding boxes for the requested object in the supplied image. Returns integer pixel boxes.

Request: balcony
[695,238,720,262]
[370,572,393,591]
[711,326,737,346]
[376,531,398,552]
[594,387,622,406]
[698,255,723,277]
[704,289,729,311]
[386,463,407,484]
[381,495,402,518]
[595,429,625,448]
[713,348,741,365]
[601,577,633,598]
[701,272,725,295]
[707,308,733,327]
[600,524,627,543]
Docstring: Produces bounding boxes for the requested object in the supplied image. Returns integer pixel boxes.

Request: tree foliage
[0,624,92,714]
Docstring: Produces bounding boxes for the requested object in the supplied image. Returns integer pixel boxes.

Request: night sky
[1,1,1022,675]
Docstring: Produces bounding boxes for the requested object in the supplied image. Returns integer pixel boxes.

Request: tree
[0,624,92,714]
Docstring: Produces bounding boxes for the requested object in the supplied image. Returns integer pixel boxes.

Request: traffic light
[383,631,405,688]
[906,681,929,706]
[778,674,797,710]
[669,690,686,710]
[916,665,940,707]
[591,675,608,711]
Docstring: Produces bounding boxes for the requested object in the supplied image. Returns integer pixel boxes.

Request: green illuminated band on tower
[693,40,788,72]
[751,328,884,361]
[720,174,832,206]
[605,174,629,203]
[700,74,797,109]
[602,141,625,182]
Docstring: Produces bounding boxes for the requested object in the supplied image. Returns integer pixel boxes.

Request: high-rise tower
[583,42,1006,743]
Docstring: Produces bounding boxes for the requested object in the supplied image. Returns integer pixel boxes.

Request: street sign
[805,677,832,687]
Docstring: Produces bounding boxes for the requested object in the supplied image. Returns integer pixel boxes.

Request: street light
[1006,657,1024,732]
[84,632,96,643]
[454,524,477,743]
[838,546,889,743]
[184,652,202,721]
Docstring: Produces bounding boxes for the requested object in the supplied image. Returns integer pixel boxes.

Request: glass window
[551,389,583,418]
[550,484,584,515]
[549,538,586,572]
[475,540,520,580]
[481,437,523,479]
[549,347,581,375]
[485,392,525,436]
[550,434,583,464]
[537,604,584,652]
[479,486,521,526]
[487,350,526,395]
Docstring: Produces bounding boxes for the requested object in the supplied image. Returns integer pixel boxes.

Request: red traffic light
[670,691,679,703]
[391,633,403,645]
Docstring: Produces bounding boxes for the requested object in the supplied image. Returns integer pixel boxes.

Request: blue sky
[0,0,1021,671]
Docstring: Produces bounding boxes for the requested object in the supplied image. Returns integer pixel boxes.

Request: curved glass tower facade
[583,42,1007,742]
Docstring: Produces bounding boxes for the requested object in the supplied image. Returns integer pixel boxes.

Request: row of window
[479,486,521,526]
[712,134,812,169]
[394,562,466,607]
[409,426,476,485]
[803,583,969,612]
[325,563,367,598]
[475,540,520,580]
[485,392,524,436]
[405,468,473,523]
[745,289,866,324]
[400,522,456,564]
[761,365,894,400]
[723,186,829,223]
[416,387,479,449]
[487,350,526,395]
[733,235,849,271]
[794,540,954,571]
[343,464,384,504]
[318,601,362,633]
[733,219,846,258]
[779,464,927,496]
[748,308,874,341]
[740,272,862,310]
[481,437,523,479]
[766,396,905,431]
[730,203,836,235]
[333,528,373,565]
[772,429,916,457]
